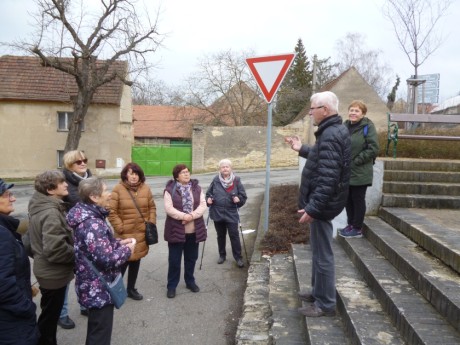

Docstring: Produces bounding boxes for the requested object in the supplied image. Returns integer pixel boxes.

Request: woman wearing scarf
[206,159,247,268]
[59,149,93,326]
[163,164,207,299]
[108,162,157,301]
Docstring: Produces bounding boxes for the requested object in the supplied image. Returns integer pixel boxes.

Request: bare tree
[132,79,184,106]
[335,32,392,99]
[5,0,162,152]
[383,0,452,112]
[383,0,452,78]
[312,56,338,93]
[182,50,267,126]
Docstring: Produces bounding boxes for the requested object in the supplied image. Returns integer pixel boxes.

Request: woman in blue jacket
[206,159,247,268]
[0,179,38,345]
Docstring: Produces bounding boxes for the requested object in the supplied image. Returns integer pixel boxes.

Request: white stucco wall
[0,101,133,178]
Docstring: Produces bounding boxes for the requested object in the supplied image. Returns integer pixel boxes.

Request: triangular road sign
[246,53,295,103]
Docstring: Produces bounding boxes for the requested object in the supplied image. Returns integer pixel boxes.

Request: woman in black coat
[206,159,247,268]
[0,179,39,345]
[59,150,93,327]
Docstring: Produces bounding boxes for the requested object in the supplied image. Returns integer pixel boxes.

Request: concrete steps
[382,159,460,209]
[268,254,306,344]
[292,244,350,345]
[289,159,460,344]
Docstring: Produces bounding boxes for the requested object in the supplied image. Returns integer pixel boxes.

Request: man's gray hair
[310,91,339,114]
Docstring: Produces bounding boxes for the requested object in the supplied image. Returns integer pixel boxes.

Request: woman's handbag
[127,190,158,245]
[145,221,158,245]
[83,256,127,309]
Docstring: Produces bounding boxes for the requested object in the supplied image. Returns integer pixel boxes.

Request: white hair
[218,159,232,168]
[310,91,339,114]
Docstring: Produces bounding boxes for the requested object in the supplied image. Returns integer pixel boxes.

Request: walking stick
[199,212,210,270]
[236,206,250,266]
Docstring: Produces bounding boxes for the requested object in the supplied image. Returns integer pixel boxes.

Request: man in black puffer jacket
[286,91,351,317]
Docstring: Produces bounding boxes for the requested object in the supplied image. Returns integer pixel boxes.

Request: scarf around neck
[219,172,235,189]
[122,180,142,192]
[177,182,193,213]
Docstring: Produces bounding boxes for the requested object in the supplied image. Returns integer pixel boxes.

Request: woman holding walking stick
[206,159,247,268]
[163,164,207,299]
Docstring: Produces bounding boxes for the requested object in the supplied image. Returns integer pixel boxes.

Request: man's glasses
[309,106,325,111]
[1,191,14,200]
[73,158,88,165]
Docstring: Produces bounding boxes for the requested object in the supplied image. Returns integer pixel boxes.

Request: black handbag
[127,190,158,245]
[145,221,158,245]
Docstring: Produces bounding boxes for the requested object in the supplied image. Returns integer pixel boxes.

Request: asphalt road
[13,168,298,345]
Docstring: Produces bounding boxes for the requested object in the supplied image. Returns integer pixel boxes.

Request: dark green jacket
[344,117,379,186]
[28,191,74,289]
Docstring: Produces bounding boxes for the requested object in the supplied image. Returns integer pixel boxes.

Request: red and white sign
[246,53,295,103]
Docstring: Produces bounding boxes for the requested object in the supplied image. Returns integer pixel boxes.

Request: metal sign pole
[264,102,273,233]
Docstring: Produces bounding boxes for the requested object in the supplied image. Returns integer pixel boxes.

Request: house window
[57,111,85,131]
[57,150,64,168]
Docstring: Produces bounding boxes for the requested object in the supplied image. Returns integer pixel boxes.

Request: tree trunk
[64,90,93,153]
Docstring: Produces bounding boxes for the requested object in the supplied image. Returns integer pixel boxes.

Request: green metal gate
[132,144,192,176]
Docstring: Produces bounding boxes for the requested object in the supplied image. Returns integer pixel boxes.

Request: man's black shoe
[80,309,89,316]
[167,289,176,298]
[127,288,143,300]
[186,283,200,293]
[58,316,75,329]
[236,258,244,268]
[217,256,226,264]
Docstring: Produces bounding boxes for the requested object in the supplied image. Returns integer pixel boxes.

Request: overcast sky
[1,0,459,103]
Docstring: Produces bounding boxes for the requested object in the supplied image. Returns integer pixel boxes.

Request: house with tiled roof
[133,82,265,144]
[133,105,207,144]
[297,67,389,130]
[0,55,133,178]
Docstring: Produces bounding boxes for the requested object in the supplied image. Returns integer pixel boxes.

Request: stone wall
[192,117,310,173]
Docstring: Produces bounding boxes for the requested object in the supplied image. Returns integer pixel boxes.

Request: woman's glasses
[73,158,88,165]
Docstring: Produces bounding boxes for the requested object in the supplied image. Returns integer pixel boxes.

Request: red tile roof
[133,105,206,139]
[0,55,127,105]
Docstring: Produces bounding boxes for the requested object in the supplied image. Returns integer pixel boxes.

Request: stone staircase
[290,159,460,344]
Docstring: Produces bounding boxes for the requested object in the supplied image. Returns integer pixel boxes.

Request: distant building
[296,67,390,131]
[431,95,460,115]
[132,105,205,145]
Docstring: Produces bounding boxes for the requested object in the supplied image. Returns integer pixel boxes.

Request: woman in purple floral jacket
[66,177,135,345]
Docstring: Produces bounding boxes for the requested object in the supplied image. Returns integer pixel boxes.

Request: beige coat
[108,182,157,261]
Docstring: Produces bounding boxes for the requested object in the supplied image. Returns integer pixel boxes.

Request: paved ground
[12,168,298,345]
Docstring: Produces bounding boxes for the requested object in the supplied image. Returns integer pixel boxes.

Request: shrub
[260,184,309,254]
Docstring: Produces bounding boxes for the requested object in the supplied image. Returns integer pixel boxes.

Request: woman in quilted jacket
[339,100,379,238]
[67,177,135,345]
[108,162,156,301]
[163,164,207,299]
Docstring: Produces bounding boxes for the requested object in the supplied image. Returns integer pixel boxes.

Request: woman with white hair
[206,159,247,268]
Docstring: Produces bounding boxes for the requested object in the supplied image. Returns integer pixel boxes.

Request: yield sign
[246,53,295,103]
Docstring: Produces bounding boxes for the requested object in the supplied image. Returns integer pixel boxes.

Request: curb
[236,195,274,344]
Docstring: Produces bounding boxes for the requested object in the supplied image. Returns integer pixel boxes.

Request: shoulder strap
[127,190,145,222]
[363,124,369,137]
[83,256,109,286]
